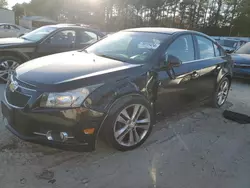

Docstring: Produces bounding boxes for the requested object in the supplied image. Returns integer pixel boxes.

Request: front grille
[12,76,37,90]
[5,88,31,108]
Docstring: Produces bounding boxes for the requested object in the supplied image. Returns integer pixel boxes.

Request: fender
[0,49,32,62]
[216,58,233,86]
[84,72,155,114]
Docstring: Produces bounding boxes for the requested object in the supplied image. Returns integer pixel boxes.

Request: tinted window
[86,31,169,63]
[4,25,10,29]
[166,35,195,63]
[10,25,20,30]
[0,25,4,29]
[49,30,76,45]
[197,36,215,59]
[78,31,98,45]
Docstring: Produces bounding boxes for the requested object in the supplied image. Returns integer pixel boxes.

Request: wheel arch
[225,74,232,86]
[95,92,153,142]
[0,50,30,63]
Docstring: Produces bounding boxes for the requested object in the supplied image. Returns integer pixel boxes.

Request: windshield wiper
[21,36,32,41]
[97,54,121,61]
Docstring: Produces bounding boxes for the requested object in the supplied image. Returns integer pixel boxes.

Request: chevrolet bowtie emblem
[9,80,18,92]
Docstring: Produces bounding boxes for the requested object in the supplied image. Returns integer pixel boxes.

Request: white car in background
[0,23,30,38]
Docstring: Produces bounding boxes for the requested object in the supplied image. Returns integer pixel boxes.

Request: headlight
[40,84,103,108]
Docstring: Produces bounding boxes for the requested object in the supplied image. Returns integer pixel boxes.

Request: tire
[211,77,230,108]
[103,96,154,151]
[0,56,22,83]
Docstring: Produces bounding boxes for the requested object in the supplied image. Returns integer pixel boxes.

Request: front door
[155,34,201,117]
[35,29,77,58]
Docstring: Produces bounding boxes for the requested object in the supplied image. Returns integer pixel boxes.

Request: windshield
[21,26,57,42]
[86,31,169,63]
[235,42,250,54]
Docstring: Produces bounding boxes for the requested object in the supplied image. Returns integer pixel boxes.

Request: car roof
[0,23,17,25]
[123,27,192,34]
[48,24,90,29]
[40,24,105,36]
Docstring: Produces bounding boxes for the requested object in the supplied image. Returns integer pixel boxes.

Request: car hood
[231,54,250,65]
[0,37,32,46]
[16,51,143,91]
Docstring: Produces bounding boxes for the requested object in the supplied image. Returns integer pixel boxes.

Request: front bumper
[1,99,105,152]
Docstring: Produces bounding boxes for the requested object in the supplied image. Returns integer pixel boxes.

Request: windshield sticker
[138,40,160,49]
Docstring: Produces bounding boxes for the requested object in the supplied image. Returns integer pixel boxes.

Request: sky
[7,0,31,9]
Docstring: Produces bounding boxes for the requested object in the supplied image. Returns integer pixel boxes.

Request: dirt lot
[0,79,250,188]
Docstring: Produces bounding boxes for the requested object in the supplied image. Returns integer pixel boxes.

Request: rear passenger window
[196,36,215,59]
[166,35,195,63]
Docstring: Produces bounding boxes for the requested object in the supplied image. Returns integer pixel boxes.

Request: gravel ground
[0,79,250,188]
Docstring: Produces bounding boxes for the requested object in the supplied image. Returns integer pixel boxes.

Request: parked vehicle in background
[231,42,250,78]
[1,28,233,151]
[0,24,104,82]
[217,38,248,53]
[0,23,30,38]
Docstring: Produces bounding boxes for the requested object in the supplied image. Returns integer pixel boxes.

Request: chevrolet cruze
[1,28,233,151]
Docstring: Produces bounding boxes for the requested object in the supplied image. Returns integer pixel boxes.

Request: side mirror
[164,54,182,68]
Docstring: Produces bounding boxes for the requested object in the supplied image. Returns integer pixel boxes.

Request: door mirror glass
[164,54,182,67]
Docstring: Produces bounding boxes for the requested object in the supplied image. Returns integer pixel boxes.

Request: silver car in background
[0,23,31,38]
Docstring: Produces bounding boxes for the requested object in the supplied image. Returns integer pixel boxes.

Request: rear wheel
[104,97,154,151]
[0,56,21,82]
[211,77,230,108]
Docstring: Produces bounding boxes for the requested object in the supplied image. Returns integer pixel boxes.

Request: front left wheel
[104,97,154,151]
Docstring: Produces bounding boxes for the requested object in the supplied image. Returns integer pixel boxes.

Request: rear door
[191,34,227,98]
[35,29,77,58]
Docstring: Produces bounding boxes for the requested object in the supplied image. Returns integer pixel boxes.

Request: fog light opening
[60,132,68,142]
[46,131,53,141]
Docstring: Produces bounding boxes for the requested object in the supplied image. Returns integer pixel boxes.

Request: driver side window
[47,30,76,45]
[166,35,195,63]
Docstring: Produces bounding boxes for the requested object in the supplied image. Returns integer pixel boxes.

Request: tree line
[2,0,250,36]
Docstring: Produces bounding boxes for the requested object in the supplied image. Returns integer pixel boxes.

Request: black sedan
[231,42,250,78]
[1,28,233,151]
[0,24,104,82]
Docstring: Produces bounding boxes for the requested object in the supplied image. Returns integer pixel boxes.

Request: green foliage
[11,0,250,36]
[0,0,7,8]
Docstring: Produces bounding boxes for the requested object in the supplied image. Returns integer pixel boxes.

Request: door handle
[191,71,200,78]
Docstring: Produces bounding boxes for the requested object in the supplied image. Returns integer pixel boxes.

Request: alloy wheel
[113,104,151,147]
[0,60,19,82]
[217,80,229,106]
